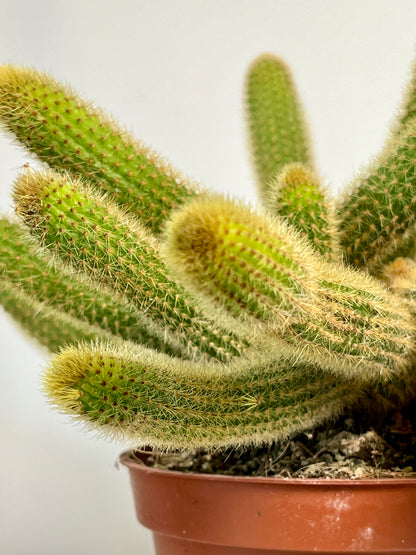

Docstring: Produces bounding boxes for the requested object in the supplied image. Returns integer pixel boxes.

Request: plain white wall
[1,1,416,553]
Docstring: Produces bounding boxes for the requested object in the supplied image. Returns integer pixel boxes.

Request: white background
[1,1,416,553]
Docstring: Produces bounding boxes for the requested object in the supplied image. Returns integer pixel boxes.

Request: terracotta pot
[120,450,416,554]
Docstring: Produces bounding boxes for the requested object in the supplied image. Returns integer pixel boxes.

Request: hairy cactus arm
[290,263,415,381]
[43,342,360,450]
[383,257,416,314]
[0,216,181,355]
[0,279,115,351]
[12,169,248,362]
[165,195,415,382]
[266,162,340,260]
[371,257,416,404]
[164,194,322,325]
[338,119,416,273]
[390,55,416,134]
[0,65,199,233]
[245,54,314,198]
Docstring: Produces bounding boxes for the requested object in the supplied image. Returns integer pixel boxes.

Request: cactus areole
[1,52,416,552]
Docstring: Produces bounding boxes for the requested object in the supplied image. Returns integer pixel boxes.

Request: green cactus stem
[266,162,340,260]
[245,54,314,197]
[390,56,416,135]
[0,279,114,351]
[165,195,415,382]
[368,257,416,406]
[383,257,416,314]
[13,169,248,362]
[288,264,414,382]
[3,51,416,455]
[0,65,199,233]
[338,119,416,273]
[165,194,322,326]
[0,216,181,355]
[43,342,361,450]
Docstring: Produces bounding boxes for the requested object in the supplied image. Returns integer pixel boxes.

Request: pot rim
[119,449,416,487]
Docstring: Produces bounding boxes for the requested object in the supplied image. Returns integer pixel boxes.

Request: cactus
[391,55,416,135]
[165,195,415,383]
[266,163,340,260]
[0,278,115,351]
[339,119,416,273]
[0,216,180,354]
[12,169,247,363]
[1,52,416,452]
[383,257,416,315]
[0,65,199,234]
[43,342,360,450]
[245,54,315,198]
[337,58,416,273]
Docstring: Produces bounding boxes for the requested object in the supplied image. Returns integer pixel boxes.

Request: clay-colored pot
[120,450,416,554]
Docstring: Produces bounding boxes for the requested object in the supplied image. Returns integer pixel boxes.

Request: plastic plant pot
[120,450,416,554]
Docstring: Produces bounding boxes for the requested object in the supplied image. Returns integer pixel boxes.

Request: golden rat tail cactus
[1,55,416,450]
[0,65,199,234]
[265,162,340,260]
[245,54,315,197]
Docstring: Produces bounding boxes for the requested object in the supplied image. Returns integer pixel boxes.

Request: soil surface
[142,400,416,479]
